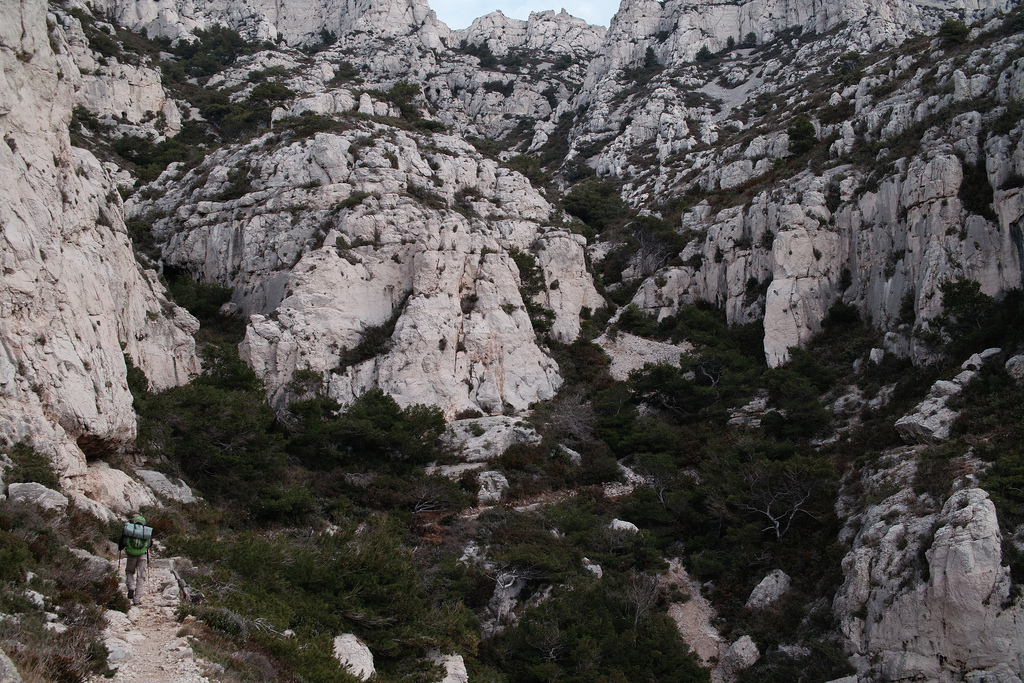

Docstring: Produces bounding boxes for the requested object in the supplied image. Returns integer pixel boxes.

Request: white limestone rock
[137,126,593,417]
[455,10,606,58]
[446,415,540,462]
[745,569,792,609]
[135,470,198,504]
[835,486,1024,682]
[71,462,159,515]
[596,331,692,381]
[6,482,69,513]
[430,652,468,683]
[0,648,22,683]
[720,635,760,681]
[332,634,375,681]
[69,548,113,583]
[895,352,998,443]
[609,518,640,533]
[1005,354,1024,383]
[0,0,198,486]
[477,470,509,504]
[582,557,603,578]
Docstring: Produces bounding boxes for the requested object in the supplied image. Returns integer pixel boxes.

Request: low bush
[563,178,629,232]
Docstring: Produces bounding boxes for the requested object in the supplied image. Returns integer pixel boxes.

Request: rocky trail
[93,558,210,683]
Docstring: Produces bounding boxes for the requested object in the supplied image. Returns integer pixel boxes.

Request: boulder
[477,471,509,504]
[332,634,374,681]
[720,635,760,680]
[0,648,22,683]
[135,470,198,504]
[745,569,792,609]
[431,652,468,683]
[69,548,113,583]
[1005,354,1024,384]
[73,462,159,514]
[582,557,603,579]
[609,518,640,533]
[446,417,540,463]
[6,483,68,514]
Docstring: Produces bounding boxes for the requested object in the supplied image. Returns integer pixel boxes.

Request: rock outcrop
[95,0,451,47]
[454,10,605,57]
[745,569,792,609]
[895,349,1001,443]
[0,0,198,491]
[332,634,375,680]
[136,120,600,415]
[834,459,1024,681]
[6,482,69,514]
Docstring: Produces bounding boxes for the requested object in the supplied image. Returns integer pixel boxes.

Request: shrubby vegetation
[0,476,125,681]
[562,178,629,232]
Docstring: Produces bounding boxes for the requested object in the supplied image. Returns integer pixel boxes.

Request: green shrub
[4,442,59,489]
[482,578,708,683]
[459,40,497,68]
[509,248,545,296]
[278,112,350,138]
[938,19,970,45]
[563,178,629,232]
[286,389,444,470]
[87,30,121,59]
[503,155,550,186]
[170,26,260,81]
[248,81,295,103]
[959,158,997,221]
[112,134,201,183]
[787,116,816,155]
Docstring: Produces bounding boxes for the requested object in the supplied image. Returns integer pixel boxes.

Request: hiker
[119,514,153,606]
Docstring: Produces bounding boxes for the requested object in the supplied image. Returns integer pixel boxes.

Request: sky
[430,0,620,30]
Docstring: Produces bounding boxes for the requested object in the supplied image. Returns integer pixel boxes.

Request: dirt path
[93,557,211,683]
[662,560,724,667]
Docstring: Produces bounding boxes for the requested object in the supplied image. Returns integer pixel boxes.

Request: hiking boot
[127,589,134,601]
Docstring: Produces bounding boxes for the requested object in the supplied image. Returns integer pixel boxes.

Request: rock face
[137,122,600,416]
[895,349,1000,442]
[834,454,1024,682]
[583,0,1011,94]
[332,634,375,681]
[568,0,1024,367]
[6,482,69,514]
[95,0,451,46]
[135,470,198,504]
[0,0,198,488]
[76,462,160,515]
[455,10,606,57]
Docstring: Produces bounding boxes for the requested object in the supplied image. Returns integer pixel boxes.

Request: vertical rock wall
[0,0,198,478]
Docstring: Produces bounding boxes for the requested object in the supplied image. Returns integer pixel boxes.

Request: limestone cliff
[0,0,198,485]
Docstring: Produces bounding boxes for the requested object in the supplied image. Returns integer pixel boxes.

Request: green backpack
[121,515,153,557]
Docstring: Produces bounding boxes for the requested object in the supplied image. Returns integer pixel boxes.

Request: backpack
[120,520,153,557]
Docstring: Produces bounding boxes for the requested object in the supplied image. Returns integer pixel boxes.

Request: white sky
[431,0,620,30]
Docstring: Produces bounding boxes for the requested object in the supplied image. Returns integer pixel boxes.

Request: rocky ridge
[4,0,1024,679]
[0,0,198,510]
